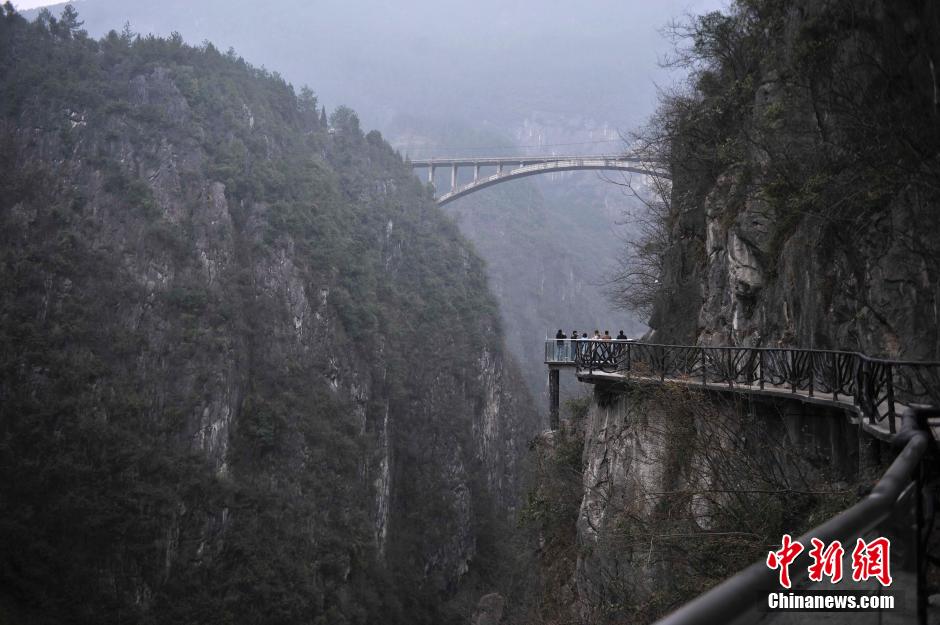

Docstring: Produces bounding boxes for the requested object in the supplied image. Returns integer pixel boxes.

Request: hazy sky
[13,0,58,8]
[15,0,734,137]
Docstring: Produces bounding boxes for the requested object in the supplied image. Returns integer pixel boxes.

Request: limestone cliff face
[676,159,940,358]
[647,0,940,360]
[0,19,540,624]
[535,384,859,624]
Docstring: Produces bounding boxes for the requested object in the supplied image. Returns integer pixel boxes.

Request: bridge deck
[409,153,669,205]
[408,154,650,167]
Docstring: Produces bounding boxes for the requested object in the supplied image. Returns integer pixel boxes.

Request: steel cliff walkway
[409,154,667,205]
[545,339,940,441]
[544,338,940,624]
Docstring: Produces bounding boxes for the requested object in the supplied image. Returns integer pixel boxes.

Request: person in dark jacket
[554,329,566,361]
[614,330,628,358]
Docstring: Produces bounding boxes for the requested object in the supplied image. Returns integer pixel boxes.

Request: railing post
[886,365,896,433]
[727,349,733,388]
[833,354,840,402]
[808,353,814,397]
[791,351,797,394]
[853,356,862,406]
[660,345,665,383]
[702,348,707,386]
[759,350,764,390]
[626,342,631,374]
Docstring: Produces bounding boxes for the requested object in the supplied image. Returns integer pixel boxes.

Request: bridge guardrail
[571,340,940,434]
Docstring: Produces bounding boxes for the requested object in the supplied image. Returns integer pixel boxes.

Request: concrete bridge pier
[497,162,504,175]
[473,162,480,181]
[428,164,435,184]
[451,164,458,190]
[548,367,560,429]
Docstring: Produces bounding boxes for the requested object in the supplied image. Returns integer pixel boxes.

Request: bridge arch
[408,155,668,206]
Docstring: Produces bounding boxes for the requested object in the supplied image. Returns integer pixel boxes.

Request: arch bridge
[409,154,667,205]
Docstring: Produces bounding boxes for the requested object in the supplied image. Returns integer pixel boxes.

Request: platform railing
[571,340,940,434]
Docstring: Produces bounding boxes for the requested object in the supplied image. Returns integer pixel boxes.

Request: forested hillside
[0,6,540,623]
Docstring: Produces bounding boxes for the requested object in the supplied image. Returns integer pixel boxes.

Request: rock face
[472,592,506,625]
[0,16,539,624]
[534,384,860,624]
[647,0,940,361]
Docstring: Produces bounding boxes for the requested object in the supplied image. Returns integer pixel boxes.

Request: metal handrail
[568,340,940,434]
[651,405,937,625]
[574,339,940,366]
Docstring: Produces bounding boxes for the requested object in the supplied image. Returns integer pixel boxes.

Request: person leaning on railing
[613,330,628,358]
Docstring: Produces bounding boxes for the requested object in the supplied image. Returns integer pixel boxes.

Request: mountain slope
[0,9,540,624]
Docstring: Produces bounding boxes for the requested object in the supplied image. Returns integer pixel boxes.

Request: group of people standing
[555,329,628,341]
[551,329,631,361]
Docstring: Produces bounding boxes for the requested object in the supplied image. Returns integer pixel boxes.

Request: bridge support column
[549,367,560,429]
[451,164,458,191]
[473,162,480,181]
[497,162,504,175]
[428,165,435,184]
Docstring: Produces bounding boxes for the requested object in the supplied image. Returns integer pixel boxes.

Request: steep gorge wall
[647,0,940,359]
[0,15,540,624]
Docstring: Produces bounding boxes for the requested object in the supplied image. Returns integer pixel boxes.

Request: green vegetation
[0,5,533,624]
